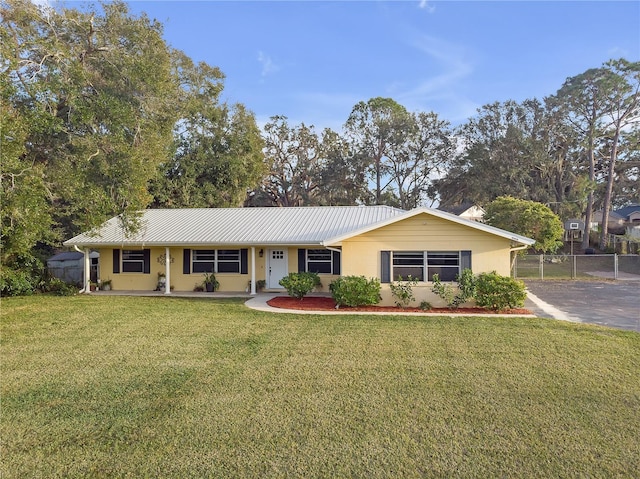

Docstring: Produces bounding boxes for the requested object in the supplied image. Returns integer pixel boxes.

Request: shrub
[419,301,432,311]
[474,271,526,311]
[431,268,476,309]
[389,275,418,308]
[279,272,321,299]
[330,276,381,308]
[43,277,78,296]
[0,268,36,297]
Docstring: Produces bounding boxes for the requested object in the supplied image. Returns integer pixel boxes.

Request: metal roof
[64,205,535,248]
[63,206,405,247]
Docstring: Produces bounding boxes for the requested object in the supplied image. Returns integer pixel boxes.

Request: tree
[597,59,640,248]
[386,111,454,209]
[252,116,326,207]
[151,54,264,208]
[344,97,412,204]
[484,196,564,253]
[2,0,179,240]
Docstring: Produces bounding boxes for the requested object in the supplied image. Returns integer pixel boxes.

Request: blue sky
[125,1,639,131]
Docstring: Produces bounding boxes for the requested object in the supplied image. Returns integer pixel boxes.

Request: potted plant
[203,272,219,292]
[247,279,267,293]
[101,279,112,291]
[156,272,167,292]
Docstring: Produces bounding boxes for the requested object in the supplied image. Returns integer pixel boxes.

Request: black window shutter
[113,249,120,274]
[332,250,341,275]
[461,250,472,271]
[381,251,391,283]
[298,249,306,273]
[143,249,151,274]
[183,249,191,274]
[241,249,248,274]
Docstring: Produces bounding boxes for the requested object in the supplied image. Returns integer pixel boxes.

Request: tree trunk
[582,143,595,250]
[599,130,620,249]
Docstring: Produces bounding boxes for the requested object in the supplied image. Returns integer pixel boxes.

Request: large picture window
[191,249,241,274]
[387,251,469,282]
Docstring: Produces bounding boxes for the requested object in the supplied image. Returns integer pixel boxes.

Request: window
[191,249,241,273]
[192,250,215,273]
[122,250,145,273]
[387,251,468,282]
[307,249,333,274]
[217,250,240,273]
[426,252,459,281]
[392,251,425,281]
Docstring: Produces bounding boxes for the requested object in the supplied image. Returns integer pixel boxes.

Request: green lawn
[2,296,639,478]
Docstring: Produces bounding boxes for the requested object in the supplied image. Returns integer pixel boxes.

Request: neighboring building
[592,204,640,234]
[47,251,99,285]
[64,206,534,306]
[438,203,485,222]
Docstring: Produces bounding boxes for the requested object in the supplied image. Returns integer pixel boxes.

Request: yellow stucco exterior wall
[98,246,338,293]
[339,212,515,307]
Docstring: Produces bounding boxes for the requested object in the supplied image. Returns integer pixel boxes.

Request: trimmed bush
[330,276,381,308]
[279,272,321,299]
[389,275,418,308]
[474,271,526,311]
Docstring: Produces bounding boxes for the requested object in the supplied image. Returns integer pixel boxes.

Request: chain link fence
[513,254,640,280]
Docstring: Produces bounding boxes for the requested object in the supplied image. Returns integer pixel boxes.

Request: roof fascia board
[323,207,535,246]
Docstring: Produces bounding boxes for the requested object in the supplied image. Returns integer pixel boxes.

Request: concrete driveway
[524,280,640,332]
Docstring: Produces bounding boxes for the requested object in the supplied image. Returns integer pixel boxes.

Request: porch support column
[164,246,171,295]
[250,247,256,295]
[84,248,91,294]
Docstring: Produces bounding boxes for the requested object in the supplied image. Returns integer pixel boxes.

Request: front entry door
[267,249,288,289]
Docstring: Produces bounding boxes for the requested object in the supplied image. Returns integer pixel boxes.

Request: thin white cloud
[394,33,479,124]
[257,51,279,77]
[418,0,436,14]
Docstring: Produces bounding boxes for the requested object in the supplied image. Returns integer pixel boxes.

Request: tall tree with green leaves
[484,196,564,253]
[344,97,412,205]
[150,53,264,208]
[596,59,640,248]
[2,0,179,241]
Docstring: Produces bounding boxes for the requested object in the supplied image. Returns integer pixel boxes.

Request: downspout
[509,244,530,277]
[73,245,89,293]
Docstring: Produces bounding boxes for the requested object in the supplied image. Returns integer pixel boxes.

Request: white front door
[267,249,288,289]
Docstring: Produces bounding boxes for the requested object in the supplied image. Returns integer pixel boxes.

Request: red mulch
[267,296,532,315]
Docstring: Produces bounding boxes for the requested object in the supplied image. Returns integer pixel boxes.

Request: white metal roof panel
[64,206,405,247]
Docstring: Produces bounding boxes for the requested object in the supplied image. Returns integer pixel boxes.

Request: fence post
[614,253,618,280]
[539,254,544,280]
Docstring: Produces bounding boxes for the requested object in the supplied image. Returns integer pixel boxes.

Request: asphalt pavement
[524,280,640,332]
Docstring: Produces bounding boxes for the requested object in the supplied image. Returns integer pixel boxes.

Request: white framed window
[217,249,240,273]
[392,251,425,281]
[426,252,460,281]
[390,251,463,282]
[192,250,215,273]
[122,250,145,273]
[192,249,240,273]
[307,249,333,274]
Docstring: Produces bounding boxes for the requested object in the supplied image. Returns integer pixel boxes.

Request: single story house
[63,206,534,306]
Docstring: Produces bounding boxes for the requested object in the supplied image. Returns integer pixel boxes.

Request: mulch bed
[267,296,532,315]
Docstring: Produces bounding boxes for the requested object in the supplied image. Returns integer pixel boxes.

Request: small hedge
[330,276,381,308]
[474,272,526,311]
[279,272,321,299]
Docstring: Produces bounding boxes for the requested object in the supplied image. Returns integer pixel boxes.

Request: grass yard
[2,296,639,478]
